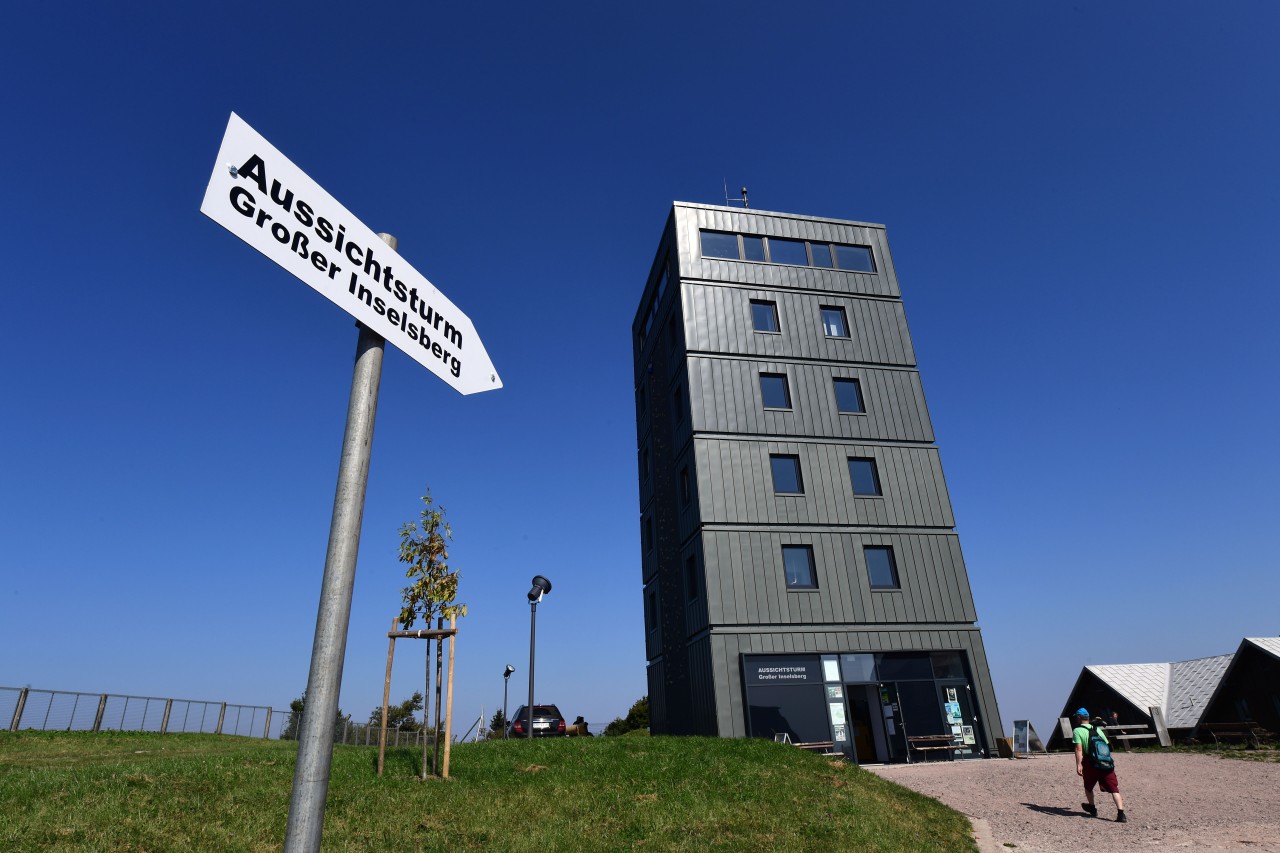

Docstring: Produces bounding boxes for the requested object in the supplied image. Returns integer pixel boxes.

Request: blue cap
[1074,708,1089,717]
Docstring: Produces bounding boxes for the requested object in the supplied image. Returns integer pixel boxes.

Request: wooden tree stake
[442,614,458,779]
[377,616,397,777]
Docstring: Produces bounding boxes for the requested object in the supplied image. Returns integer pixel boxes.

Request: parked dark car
[508,704,567,737]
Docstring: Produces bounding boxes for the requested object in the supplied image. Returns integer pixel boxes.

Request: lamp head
[504,664,515,678]
[528,574,552,602]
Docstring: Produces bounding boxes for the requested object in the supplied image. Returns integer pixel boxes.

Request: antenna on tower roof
[723,180,750,208]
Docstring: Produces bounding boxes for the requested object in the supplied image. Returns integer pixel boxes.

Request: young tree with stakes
[392,490,466,779]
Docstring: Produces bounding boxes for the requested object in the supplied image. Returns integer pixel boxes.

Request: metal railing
[3,686,283,738]
[3,685,439,746]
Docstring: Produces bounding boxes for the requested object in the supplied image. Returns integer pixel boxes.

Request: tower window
[821,306,849,338]
[834,378,865,414]
[770,454,804,495]
[768,237,808,266]
[810,242,835,268]
[700,230,739,259]
[848,457,882,497]
[751,300,780,333]
[865,546,900,589]
[782,545,817,589]
[834,244,876,272]
[759,373,792,410]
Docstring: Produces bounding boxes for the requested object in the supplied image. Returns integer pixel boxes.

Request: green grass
[0,731,977,852]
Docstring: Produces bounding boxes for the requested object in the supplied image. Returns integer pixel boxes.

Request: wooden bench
[773,734,840,755]
[908,734,960,762]
[795,740,840,755]
[1195,722,1273,748]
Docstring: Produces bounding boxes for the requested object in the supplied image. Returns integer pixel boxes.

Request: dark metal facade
[633,203,1003,756]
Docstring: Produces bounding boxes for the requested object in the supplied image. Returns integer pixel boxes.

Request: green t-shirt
[1072,722,1109,749]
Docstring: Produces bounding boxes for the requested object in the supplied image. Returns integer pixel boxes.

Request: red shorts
[1083,763,1120,794]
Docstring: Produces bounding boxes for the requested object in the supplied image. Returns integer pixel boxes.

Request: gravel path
[868,752,1280,852]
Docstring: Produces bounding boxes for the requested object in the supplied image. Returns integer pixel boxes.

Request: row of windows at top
[700,229,877,273]
[644,542,901,630]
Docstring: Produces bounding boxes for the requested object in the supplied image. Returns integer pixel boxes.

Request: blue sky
[2,2,1277,739]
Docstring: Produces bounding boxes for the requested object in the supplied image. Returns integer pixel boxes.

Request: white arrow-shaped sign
[201,113,501,395]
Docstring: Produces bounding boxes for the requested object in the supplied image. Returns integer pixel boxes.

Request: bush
[603,696,649,736]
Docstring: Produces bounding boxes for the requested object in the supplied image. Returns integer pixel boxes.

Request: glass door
[938,681,985,758]
[876,683,907,761]
[845,688,879,763]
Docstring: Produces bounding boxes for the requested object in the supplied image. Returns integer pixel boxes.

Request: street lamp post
[526,575,552,741]
[502,664,515,740]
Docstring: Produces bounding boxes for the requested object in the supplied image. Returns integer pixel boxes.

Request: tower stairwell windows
[821,306,849,338]
[865,546,900,590]
[760,373,792,410]
[782,545,817,590]
[770,454,804,495]
[834,378,865,414]
[848,457,883,497]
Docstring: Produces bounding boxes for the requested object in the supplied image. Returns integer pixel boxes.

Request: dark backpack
[1087,724,1114,771]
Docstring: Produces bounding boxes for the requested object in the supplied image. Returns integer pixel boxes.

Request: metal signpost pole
[283,234,396,853]
[527,600,536,740]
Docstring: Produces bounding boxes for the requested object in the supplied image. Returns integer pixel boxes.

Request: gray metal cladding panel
[672,205,901,299]
[694,439,955,528]
[687,636,717,735]
[683,284,916,367]
[711,632,747,737]
[687,357,935,442]
[673,443,702,545]
[701,530,977,625]
[647,660,667,734]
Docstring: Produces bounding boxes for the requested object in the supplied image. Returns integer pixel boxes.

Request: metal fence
[3,686,283,738]
[2,685,440,747]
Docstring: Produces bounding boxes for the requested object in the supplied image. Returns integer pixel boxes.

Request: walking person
[1072,708,1128,822]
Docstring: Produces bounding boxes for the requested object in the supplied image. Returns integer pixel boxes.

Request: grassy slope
[0,732,976,852]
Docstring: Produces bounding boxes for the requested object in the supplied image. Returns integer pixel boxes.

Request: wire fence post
[67,694,81,731]
[9,688,29,731]
[92,695,108,732]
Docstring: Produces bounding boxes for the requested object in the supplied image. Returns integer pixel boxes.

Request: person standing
[1072,708,1127,822]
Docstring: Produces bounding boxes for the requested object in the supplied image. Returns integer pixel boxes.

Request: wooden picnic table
[1194,721,1273,748]
[1099,723,1158,750]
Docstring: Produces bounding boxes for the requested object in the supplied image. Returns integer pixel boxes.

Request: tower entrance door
[842,683,899,763]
